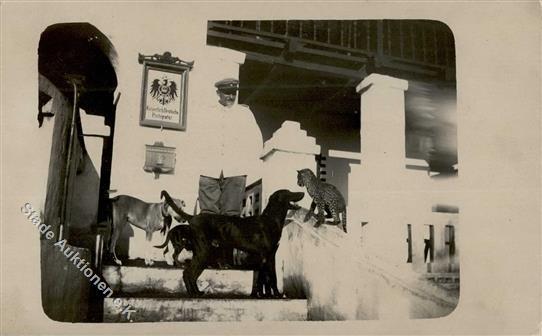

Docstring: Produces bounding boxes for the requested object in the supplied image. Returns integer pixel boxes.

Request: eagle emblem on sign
[149,76,178,105]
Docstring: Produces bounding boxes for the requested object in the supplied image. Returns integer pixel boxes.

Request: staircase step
[104,297,308,322]
[103,265,253,296]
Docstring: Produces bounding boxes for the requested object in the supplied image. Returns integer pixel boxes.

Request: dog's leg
[257,256,279,298]
[303,201,316,222]
[267,254,281,298]
[250,271,258,297]
[183,246,209,296]
[250,270,263,298]
[218,246,233,270]
[109,219,123,266]
[262,266,273,298]
[144,231,155,266]
[172,244,182,267]
[163,244,171,265]
[249,254,272,298]
[164,244,175,266]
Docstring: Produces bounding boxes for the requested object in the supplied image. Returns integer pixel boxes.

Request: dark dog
[153,224,224,268]
[154,224,193,266]
[162,189,303,297]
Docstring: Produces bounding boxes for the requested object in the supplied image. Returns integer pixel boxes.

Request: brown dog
[109,195,184,266]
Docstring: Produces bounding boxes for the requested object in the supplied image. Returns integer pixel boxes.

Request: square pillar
[356,74,409,181]
[348,74,410,265]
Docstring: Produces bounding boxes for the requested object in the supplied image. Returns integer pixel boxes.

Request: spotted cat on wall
[296,168,347,233]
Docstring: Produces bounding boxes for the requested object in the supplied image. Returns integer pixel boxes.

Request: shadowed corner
[40,240,94,322]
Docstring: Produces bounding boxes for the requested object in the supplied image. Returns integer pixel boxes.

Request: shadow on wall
[117,224,134,260]
[68,149,100,248]
[100,218,133,261]
[277,208,459,320]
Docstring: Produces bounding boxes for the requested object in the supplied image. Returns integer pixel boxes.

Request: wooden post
[376,20,384,67]
[410,23,415,60]
[387,21,392,55]
[421,24,427,63]
[366,21,371,51]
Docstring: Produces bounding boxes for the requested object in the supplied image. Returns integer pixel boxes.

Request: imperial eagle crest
[149,76,178,105]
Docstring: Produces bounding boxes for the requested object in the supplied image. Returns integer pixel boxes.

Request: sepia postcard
[0,1,540,335]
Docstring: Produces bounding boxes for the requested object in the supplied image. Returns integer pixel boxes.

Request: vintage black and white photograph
[1,2,540,335]
[25,18,460,323]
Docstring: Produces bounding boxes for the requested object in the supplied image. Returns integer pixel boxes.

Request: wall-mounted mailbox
[143,141,176,179]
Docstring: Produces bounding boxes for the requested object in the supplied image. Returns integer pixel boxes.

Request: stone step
[102,265,253,297]
[104,297,308,322]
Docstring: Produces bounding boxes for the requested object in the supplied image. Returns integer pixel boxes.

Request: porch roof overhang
[38,22,118,119]
[207,20,454,113]
[206,20,458,171]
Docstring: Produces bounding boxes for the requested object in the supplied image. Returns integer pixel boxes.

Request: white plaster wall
[80,111,109,177]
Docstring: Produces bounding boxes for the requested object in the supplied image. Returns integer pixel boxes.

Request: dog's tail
[161,190,193,223]
[154,229,172,249]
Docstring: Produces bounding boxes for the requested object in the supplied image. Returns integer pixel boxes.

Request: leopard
[296,168,347,233]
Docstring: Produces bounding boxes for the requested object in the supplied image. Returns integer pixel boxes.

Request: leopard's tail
[161,190,193,223]
[341,210,347,233]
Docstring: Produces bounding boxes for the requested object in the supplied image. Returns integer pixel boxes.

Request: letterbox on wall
[143,141,176,179]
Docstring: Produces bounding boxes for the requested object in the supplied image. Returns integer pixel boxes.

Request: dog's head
[160,198,186,234]
[162,198,185,217]
[268,189,304,211]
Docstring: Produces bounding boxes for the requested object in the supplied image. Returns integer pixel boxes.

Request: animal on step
[154,224,225,268]
[153,224,193,266]
[108,194,185,266]
[158,190,232,269]
[162,189,304,298]
[296,168,347,233]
